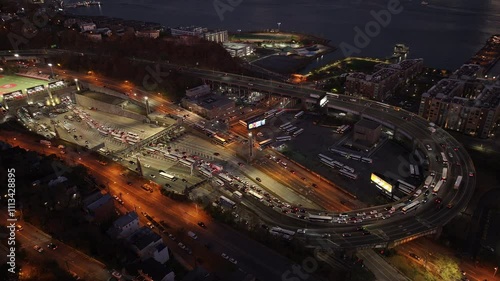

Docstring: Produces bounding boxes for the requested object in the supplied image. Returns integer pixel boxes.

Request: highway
[3,50,476,249]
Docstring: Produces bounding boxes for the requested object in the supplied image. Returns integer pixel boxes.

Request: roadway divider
[271,151,358,200]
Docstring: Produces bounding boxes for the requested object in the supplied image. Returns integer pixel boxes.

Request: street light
[14,54,19,57]
[494,266,498,276]
[74,78,80,91]
[47,63,54,78]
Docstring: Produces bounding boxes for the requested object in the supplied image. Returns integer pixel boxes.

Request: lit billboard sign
[248,119,266,130]
[319,96,328,107]
[371,173,392,193]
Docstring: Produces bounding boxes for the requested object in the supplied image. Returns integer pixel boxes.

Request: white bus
[350,155,361,161]
[281,124,294,131]
[276,136,292,142]
[330,148,348,157]
[454,175,462,190]
[199,168,212,178]
[40,124,47,130]
[318,154,334,162]
[127,132,139,138]
[111,131,122,138]
[165,154,179,161]
[114,136,124,142]
[397,179,416,191]
[294,111,304,118]
[98,129,109,136]
[280,122,291,129]
[169,152,183,159]
[248,190,264,201]
[410,165,415,177]
[398,184,412,195]
[320,158,335,169]
[258,139,273,147]
[307,214,333,223]
[432,179,444,194]
[159,172,176,180]
[264,109,278,117]
[339,169,357,180]
[343,165,355,173]
[442,167,448,181]
[292,128,304,137]
[361,157,373,164]
[185,157,196,164]
[441,152,448,164]
[424,175,434,188]
[214,178,225,186]
[233,191,243,198]
[218,173,233,183]
[275,110,285,117]
[213,135,227,146]
[179,159,192,167]
[402,200,420,214]
[332,161,344,168]
[286,126,297,133]
[219,196,236,208]
[270,227,295,237]
[127,140,137,145]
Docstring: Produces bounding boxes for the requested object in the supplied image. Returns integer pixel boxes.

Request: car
[238,162,244,167]
[469,172,474,177]
[144,164,151,168]
[312,183,318,188]
[425,144,432,151]
[33,245,44,253]
[182,178,187,182]
[447,203,454,209]
[198,222,206,228]
[256,177,261,182]
[129,161,135,165]
[15,224,23,231]
[409,252,421,261]
[454,147,459,151]
[221,253,229,259]
[47,243,58,250]
[168,234,176,241]
[150,174,156,179]
[342,233,352,237]
[142,211,149,217]
[127,181,132,185]
[229,258,238,264]
[213,152,220,156]
[456,162,461,166]
[178,242,186,249]
[435,197,443,204]
[356,227,364,231]
[300,177,306,181]
[322,233,331,238]
[147,222,154,229]
[362,231,371,236]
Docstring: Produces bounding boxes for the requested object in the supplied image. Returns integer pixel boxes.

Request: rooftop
[130,227,162,251]
[86,194,112,211]
[114,212,138,228]
[190,94,234,110]
[368,68,399,82]
[423,79,463,99]
[356,118,382,130]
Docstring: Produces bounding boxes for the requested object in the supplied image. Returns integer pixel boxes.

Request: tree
[434,256,461,281]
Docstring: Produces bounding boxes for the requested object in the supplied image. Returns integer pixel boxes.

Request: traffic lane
[3,214,110,281]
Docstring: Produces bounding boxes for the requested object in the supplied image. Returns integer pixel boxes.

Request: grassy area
[386,255,439,281]
[0,74,48,96]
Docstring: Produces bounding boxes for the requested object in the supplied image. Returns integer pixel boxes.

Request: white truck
[187,231,198,239]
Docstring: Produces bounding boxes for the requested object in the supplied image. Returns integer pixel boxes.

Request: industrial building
[353,119,382,146]
[182,86,235,120]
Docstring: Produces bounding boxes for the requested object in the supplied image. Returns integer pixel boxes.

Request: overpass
[5,49,476,250]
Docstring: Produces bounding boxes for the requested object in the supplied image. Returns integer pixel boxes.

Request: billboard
[248,118,266,130]
[371,173,393,193]
[319,96,328,107]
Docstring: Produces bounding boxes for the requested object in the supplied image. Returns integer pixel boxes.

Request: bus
[185,157,196,164]
[389,202,407,213]
[178,159,192,167]
[454,175,462,190]
[114,136,124,143]
[280,122,291,129]
[144,147,156,154]
[307,214,333,223]
[440,152,448,164]
[339,169,357,180]
[343,165,355,173]
[281,124,293,131]
[424,175,434,188]
[219,196,236,208]
[332,161,344,168]
[270,227,295,237]
[199,168,212,178]
[402,200,420,214]
[213,135,227,146]
[264,109,278,117]
[361,157,373,164]
[98,129,109,136]
[320,158,335,169]
[258,139,273,147]
[432,179,444,194]
[248,190,264,201]
[165,154,179,161]
[276,136,292,142]
[286,126,297,133]
[350,155,361,161]
[40,124,47,131]
[205,129,216,137]
[233,191,243,198]
[214,179,225,186]
[442,167,448,181]
[397,179,416,190]
[111,131,122,138]
[330,148,348,157]
[127,140,137,145]
[159,172,176,180]
[398,184,412,195]
[410,165,415,177]
[414,165,420,178]
[318,154,334,162]
[169,152,183,159]
[195,123,204,130]
[294,111,304,118]
[218,173,233,183]
[127,132,139,138]
[292,128,304,137]
[274,110,285,117]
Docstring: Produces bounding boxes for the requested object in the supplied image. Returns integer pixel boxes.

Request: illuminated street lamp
[144,96,150,115]
[74,78,80,91]
[494,267,498,276]
[47,63,54,78]
[277,22,281,32]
